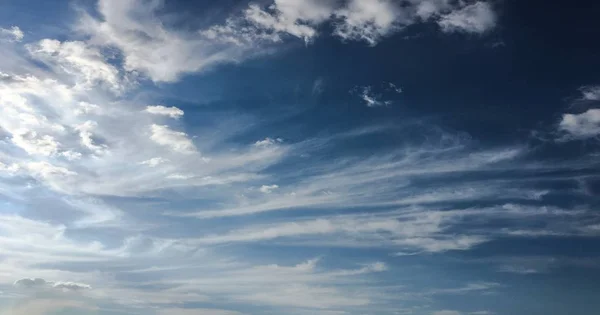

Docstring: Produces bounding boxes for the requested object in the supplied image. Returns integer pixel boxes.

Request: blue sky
[0,0,599,314]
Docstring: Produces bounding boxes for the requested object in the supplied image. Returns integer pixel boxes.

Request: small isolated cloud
[0,26,24,42]
[140,157,169,167]
[558,109,600,139]
[150,124,197,154]
[52,281,92,291]
[387,82,402,93]
[167,173,194,180]
[433,311,462,315]
[313,77,325,95]
[259,184,279,193]
[438,2,497,34]
[254,137,283,147]
[354,86,392,107]
[145,105,185,119]
[579,85,600,101]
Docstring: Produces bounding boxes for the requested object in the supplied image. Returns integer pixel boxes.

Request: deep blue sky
[0,1,599,315]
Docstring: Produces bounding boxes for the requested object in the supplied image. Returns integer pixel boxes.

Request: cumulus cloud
[559,109,600,139]
[150,124,197,154]
[438,2,497,34]
[140,157,169,167]
[145,105,185,119]
[254,137,283,147]
[259,184,279,193]
[0,26,24,42]
[333,0,403,46]
[243,0,335,43]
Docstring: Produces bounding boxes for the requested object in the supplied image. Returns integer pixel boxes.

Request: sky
[0,0,599,314]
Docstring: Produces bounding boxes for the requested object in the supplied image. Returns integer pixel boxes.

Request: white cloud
[150,124,197,154]
[75,120,107,154]
[438,2,497,34]
[0,161,20,174]
[167,173,194,180]
[52,281,92,291]
[79,0,255,82]
[312,77,325,95]
[433,311,462,315]
[145,105,185,119]
[0,5,588,315]
[356,86,392,107]
[243,2,324,43]
[140,157,169,167]
[74,101,101,116]
[559,109,600,139]
[11,130,60,156]
[388,82,403,93]
[333,0,403,46]
[579,85,600,101]
[259,184,279,193]
[191,212,486,253]
[414,0,454,20]
[0,26,24,42]
[78,0,499,82]
[254,137,283,147]
[27,39,123,91]
[60,150,83,161]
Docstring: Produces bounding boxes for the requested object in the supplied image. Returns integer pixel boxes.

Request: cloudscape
[0,1,599,314]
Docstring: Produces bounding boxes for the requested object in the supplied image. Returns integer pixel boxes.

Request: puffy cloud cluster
[0,26,24,42]
[559,109,600,139]
[79,0,498,82]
